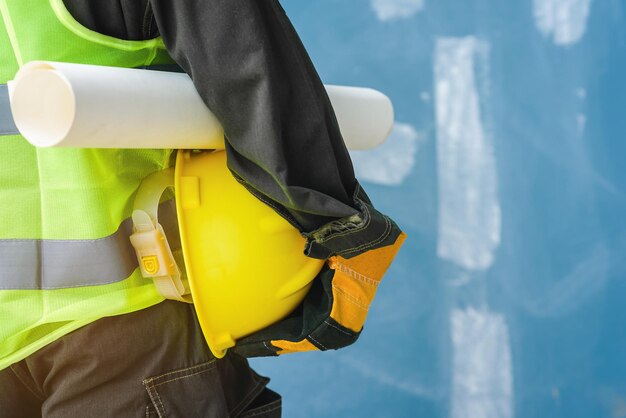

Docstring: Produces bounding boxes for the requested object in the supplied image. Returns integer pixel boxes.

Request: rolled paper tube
[9,61,394,150]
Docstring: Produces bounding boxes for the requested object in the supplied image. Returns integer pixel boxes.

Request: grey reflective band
[0,200,180,290]
[0,84,19,136]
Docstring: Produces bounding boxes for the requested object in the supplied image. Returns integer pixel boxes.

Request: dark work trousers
[0,301,281,418]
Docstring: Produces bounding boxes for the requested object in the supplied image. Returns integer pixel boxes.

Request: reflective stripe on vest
[0,0,178,372]
[0,84,18,136]
[0,201,179,290]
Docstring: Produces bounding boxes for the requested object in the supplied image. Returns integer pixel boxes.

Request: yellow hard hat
[130,150,324,358]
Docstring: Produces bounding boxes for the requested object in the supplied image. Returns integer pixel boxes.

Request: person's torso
[0,0,175,370]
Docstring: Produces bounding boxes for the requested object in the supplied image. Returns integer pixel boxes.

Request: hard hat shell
[175,150,324,358]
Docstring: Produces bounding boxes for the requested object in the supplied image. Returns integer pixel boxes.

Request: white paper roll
[9,61,394,150]
[325,85,394,150]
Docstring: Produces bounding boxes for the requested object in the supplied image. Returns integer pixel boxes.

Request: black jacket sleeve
[148,0,360,232]
[62,0,403,259]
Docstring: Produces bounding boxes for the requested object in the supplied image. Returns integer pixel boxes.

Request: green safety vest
[0,0,176,370]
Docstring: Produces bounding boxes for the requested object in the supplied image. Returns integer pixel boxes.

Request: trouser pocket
[143,355,271,418]
[239,388,282,418]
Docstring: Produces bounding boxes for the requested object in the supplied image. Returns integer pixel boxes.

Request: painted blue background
[251,1,626,417]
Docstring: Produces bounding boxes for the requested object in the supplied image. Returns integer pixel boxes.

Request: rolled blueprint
[9,61,393,150]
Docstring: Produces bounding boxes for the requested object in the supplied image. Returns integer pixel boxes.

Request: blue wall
[251,1,626,417]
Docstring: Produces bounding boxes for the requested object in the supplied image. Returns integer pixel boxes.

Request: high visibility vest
[0,0,176,371]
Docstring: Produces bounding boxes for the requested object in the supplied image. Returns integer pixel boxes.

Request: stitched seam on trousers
[332,284,369,311]
[145,405,159,418]
[9,364,45,401]
[229,373,268,417]
[146,382,166,418]
[230,374,265,412]
[323,319,353,336]
[241,402,282,417]
[151,364,217,388]
[143,360,216,385]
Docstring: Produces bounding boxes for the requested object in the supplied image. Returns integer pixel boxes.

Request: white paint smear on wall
[533,0,592,46]
[520,244,609,318]
[338,354,442,400]
[350,122,421,186]
[434,37,501,271]
[451,308,514,418]
[371,0,424,21]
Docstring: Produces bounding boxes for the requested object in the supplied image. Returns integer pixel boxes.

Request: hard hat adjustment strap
[129,167,193,303]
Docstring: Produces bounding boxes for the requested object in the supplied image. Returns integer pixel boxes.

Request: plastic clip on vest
[130,150,324,358]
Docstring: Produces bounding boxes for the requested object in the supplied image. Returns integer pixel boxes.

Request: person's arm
[63,0,402,260]
[149,0,359,233]
[63,0,406,357]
